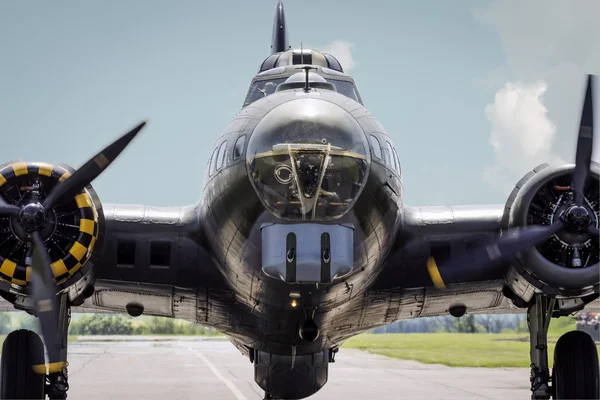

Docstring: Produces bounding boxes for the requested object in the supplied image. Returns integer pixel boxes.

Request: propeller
[0,121,146,373]
[428,75,597,289]
[0,196,20,217]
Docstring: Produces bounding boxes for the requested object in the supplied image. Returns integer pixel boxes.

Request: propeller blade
[42,121,147,209]
[0,196,20,217]
[29,232,65,374]
[427,222,564,289]
[572,75,594,206]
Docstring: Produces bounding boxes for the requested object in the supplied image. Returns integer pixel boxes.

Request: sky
[0,0,598,207]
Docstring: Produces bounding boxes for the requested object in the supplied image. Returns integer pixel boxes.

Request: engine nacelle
[0,161,104,304]
[503,163,600,301]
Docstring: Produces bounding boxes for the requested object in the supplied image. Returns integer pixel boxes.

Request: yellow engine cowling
[0,161,103,294]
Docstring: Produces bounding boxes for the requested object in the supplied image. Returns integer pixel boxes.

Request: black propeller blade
[0,196,21,217]
[42,120,146,209]
[427,223,564,288]
[428,75,597,288]
[0,121,146,373]
[29,232,64,374]
[572,75,594,206]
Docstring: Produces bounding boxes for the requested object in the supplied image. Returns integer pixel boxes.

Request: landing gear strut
[528,293,600,399]
[45,294,71,399]
[528,294,555,399]
[0,293,71,400]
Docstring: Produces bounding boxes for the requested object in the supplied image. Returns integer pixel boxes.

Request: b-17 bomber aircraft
[0,1,598,399]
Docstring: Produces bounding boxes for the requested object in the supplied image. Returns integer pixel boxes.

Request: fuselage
[198,63,404,354]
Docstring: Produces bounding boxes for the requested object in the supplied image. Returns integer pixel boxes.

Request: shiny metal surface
[1,4,598,398]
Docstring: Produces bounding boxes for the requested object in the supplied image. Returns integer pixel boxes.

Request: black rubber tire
[0,329,46,399]
[553,330,599,399]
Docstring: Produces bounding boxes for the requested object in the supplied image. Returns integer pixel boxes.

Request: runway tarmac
[65,337,531,399]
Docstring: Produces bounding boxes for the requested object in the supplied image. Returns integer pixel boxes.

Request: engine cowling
[503,162,600,300]
[0,161,103,298]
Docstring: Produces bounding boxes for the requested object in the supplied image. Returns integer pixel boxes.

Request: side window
[386,141,397,171]
[369,135,382,159]
[233,135,246,160]
[393,148,401,174]
[381,144,391,167]
[209,146,219,176]
[217,141,228,170]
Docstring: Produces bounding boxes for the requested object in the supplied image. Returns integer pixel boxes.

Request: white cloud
[473,0,600,191]
[319,40,356,72]
[482,81,563,192]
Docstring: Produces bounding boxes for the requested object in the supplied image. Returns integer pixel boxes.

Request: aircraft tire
[0,329,45,400]
[553,330,599,399]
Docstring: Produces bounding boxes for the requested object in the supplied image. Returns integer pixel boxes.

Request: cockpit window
[244,76,361,107]
[328,79,359,102]
[245,78,288,106]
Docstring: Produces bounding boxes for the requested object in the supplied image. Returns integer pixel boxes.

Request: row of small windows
[208,135,246,177]
[117,240,171,267]
[369,134,401,174]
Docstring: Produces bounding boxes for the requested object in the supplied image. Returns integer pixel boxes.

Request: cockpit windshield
[245,78,288,106]
[244,77,360,107]
[328,79,359,102]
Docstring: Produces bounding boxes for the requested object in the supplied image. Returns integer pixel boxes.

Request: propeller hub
[563,205,591,233]
[19,202,47,232]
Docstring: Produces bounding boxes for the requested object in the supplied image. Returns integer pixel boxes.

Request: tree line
[0,313,220,336]
[371,314,532,334]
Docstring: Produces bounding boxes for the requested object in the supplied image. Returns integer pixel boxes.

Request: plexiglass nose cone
[247,98,370,221]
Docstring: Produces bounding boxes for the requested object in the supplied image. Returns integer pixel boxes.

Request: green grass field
[343,320,599,368]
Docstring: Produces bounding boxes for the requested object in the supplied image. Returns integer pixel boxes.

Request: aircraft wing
[1,202,245,331]
[72,203,244,327]
[379,204,508,290]
[368,203,598,321]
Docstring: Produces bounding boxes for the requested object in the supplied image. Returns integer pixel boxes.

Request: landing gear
[528,294,555,399]
[0,294,71,400]
[45,294,71,400]
[528,293,600,399]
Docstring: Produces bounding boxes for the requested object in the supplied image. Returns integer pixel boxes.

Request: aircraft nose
[246,98,371,221]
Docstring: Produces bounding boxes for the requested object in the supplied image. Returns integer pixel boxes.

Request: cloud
[482,81,563,192]
[473,0,600,191]
[319,40,356,72]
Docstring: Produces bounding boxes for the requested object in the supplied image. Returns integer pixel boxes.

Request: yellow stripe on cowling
[89,236,97,252]
[38,164,53,177]
[32,361,66,375]
[59,171,71,182]
[79,219,95,235]
[0,259,17,278]
[0,174,6,188]
[426,257,446,289]
[12,162,28,177]
[11,278,26,286]
[50,259,68,277]
[75,193,93,208]
[69,241,87,261]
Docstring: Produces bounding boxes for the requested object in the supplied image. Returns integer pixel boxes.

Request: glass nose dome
[246,98,370,221]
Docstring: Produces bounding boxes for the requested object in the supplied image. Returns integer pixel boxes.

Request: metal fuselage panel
[200,89,403,353]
